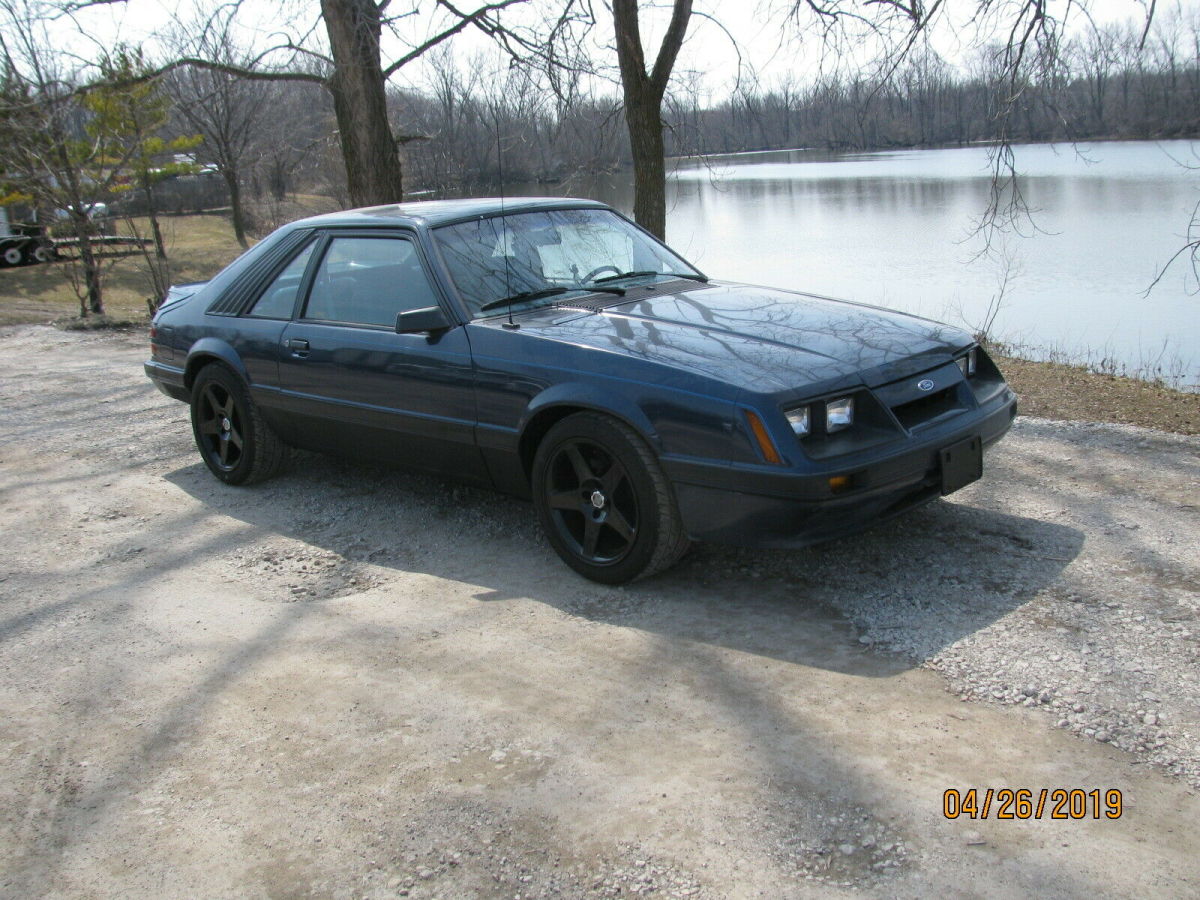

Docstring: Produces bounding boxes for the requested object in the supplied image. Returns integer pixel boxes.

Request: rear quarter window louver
[206,231,311,316]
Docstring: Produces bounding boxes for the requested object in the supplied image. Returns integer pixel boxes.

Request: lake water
[526,141,1200,390]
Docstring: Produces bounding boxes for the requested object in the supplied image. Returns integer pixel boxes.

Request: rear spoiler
[159,281,208,312]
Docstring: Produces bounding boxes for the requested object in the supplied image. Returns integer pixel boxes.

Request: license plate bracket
[940,435,983,495]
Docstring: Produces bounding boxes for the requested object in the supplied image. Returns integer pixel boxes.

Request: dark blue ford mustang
[145,197,1017,583]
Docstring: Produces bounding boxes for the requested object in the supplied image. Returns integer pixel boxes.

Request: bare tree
[48,0,551,207]
[166,14,275,247]
[780,0,1157,232]
[251,80,332,212]
[611,0,692,239]
[214,0,543,206]
[0,0,136,315]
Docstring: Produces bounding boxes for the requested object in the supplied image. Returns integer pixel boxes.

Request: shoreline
[996,353,1199,435]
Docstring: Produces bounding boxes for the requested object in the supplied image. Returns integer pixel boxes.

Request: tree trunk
[612,0,692,241]
[223,168,249,248]
[321,0,404,206]
[73,218,103,316]
[625,101,667,239]
[140,172,168,260]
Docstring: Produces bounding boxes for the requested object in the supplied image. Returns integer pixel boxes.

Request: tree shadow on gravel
[164,450,1084,679]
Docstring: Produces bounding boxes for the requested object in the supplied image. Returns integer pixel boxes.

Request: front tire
[532,412,689,584]
[190,363,288,485]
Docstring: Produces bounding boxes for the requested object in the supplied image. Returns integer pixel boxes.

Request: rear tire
[2,245,25,267]
[532,412,689,584]
[190,363,288,485]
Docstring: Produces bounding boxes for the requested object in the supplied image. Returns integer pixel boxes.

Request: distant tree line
[674,21,1200,155]
[400,14,1200,196]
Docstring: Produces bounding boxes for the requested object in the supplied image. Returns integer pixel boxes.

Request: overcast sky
[59,0,1192,100]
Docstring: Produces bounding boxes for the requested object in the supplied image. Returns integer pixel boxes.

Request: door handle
[286,338,309,357]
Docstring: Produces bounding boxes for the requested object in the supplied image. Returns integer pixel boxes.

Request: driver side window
[303,236,440,327]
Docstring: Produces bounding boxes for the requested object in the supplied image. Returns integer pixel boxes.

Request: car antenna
[494,108,518,330]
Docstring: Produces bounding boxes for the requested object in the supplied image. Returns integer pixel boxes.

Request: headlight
[825,397,854,432]
[957,348,977,377]
[785,405,810,436]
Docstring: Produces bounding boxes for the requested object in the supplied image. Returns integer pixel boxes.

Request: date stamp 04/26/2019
[943,788,1124,820]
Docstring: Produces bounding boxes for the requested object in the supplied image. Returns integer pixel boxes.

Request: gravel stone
[2,327,1199,897]
[711,416,1200,789]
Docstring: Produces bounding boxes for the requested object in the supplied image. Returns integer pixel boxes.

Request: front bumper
[666,390,1017,548]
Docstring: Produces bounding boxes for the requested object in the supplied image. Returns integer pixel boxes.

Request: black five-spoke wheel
[190,363,287,485]
[545,437,639,564]
[533,412,689,584]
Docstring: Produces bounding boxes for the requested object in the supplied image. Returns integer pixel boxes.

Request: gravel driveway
[1,325,1197,898]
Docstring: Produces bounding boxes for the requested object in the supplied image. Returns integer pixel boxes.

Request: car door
[277,230,487,483]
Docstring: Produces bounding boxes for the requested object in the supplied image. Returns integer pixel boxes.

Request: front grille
[891,384,963,431]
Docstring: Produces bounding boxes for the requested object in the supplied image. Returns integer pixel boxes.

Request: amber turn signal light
[744,410,783,465]
[828,475,852,494]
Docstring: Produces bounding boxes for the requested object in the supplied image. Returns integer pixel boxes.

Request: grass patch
[55,315,148,331]
[0,195,342,327]
[0,213,245,326]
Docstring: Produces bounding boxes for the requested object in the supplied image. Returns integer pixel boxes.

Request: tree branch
[382,0,528,79]
[102,56,328,95]
[649,0,693,95]
[612,0,648,86]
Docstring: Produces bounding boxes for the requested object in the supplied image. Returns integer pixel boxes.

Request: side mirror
[396,305,451,335]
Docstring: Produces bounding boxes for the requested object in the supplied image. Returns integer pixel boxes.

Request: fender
[184,337,249,388]
[473,381,665,498]
[521,381,660,450]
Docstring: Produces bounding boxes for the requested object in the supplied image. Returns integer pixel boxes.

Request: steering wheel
[581,265,621,283]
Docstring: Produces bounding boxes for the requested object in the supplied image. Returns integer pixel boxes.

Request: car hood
[507,281,970,395]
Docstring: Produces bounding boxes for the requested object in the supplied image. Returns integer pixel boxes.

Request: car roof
[290,197,612,231]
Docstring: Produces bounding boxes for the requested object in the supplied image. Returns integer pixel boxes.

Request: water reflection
[509,141,1198,389]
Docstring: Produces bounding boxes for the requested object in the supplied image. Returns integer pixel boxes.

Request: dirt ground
[1,325,1198,899]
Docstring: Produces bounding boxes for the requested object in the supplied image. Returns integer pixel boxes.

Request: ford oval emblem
[917,379,935,392]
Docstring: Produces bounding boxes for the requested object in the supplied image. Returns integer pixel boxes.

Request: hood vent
[556,294,637,313]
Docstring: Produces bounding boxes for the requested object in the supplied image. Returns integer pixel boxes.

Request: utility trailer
[1,205,147,267]
[0,206,57,267]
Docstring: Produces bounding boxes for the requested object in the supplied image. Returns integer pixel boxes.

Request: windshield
[433,208,703,318]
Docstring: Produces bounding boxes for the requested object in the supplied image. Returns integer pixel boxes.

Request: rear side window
[247,241,318,319]
[303,236,440,327]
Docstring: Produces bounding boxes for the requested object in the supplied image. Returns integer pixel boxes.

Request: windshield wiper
[479,284,626,313]
[479,287,568,312]
[589,270,708,285]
